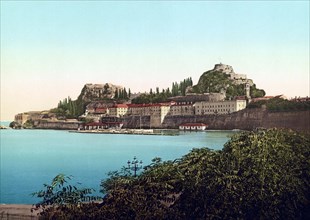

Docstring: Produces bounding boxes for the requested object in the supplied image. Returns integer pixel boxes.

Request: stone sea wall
[34,120,81,130]
[31,110,309,132]
[161,109,310,132]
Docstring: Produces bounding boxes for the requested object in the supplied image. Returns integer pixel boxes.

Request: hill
[30,64,267,120]
[191,64,265,99]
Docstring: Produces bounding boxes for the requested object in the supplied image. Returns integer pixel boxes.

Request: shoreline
[70,128,180,136]
[0,204,39,220]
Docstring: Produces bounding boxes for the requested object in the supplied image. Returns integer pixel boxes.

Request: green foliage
[114,88,130,100]
[247,98,310,111]
[250,84,266,98]
[193,70,231,94]
[131,77,192,104]
[32,174,100,218]
[171,77,193,96]
[131,90,171,104]
[247,100,268,109]
[192,70,265,99]
[32,174,99,206]
[23,119,34,128]
[37,129,310,219]
[9,121,22,129]
[218,129,310,219]
[226,84,245,99]
[50,95,88,119]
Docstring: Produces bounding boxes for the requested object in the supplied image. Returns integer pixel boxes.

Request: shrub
[34,129,310,219]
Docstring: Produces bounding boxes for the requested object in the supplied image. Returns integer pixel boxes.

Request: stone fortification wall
[35,120,81,130]
[30,110,309,132]
[161,109,310,132]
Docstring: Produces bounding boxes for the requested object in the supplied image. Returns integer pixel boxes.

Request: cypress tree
[123,88,128,99]
[114,89,119,99]
[128,88,131,98]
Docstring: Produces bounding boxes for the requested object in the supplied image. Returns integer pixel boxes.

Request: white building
[170,104,194,116]
[195,99,247,115]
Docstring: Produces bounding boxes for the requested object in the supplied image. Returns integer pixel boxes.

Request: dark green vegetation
[51,87,132,119]
[248,97,310,111]
[31,174,100,216]
[192,70,265,99]
[9,120,35,129]
[114,87,131,100]
[131,77,193,104]
[9,121,22,129]
[50,97,83,119]
[33,129,310,219]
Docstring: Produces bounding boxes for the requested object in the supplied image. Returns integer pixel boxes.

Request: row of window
[196,109,231,114]
[197,104,234,108]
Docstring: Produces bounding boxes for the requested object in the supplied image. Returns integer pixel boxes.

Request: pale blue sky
[1,1,309,120]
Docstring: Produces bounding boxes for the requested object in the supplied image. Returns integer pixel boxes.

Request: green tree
[114,89,119,99]
[32,174,100,217]
[34,129,310,219]
[128,88,131,98]
[123,87,128,99]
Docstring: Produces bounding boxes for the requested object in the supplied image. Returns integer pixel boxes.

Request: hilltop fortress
[12,63,309,131]
[12,63,261,129]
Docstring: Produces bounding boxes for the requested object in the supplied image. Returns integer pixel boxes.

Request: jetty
[72,129,178,136]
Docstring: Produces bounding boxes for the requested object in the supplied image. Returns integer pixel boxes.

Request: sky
[1,1,309,121]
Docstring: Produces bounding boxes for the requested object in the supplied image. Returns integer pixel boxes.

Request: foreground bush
[34,129,310,219]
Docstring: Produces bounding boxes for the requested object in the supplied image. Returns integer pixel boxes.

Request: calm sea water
[0,123,235,204]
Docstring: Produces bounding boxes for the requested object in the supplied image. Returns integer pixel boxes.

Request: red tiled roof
[110,104,128,108]
[127,103,172,108]
[95,107,107,113]
[235,96,247,100]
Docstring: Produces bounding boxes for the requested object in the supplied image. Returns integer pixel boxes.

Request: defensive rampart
[34,120,81,130]
[161,109,310,132]
[25,109,309,132]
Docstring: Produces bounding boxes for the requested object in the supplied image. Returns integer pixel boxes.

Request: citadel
[13,63,296,131]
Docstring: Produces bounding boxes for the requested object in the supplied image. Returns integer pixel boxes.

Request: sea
[0,121,236,204]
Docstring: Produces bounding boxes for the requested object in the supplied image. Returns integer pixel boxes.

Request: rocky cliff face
[79,83,124,102]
